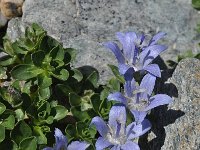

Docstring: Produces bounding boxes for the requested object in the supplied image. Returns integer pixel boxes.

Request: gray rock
[162,58,200,150]
[141,58,200,150]
[6,0,200,84]
[0,11,7,28]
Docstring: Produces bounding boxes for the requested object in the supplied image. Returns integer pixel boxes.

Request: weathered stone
[6,0,200,84]
[140,58,200,150]
[0,10,7,28]
[0,0,24,19]
[162,58,200,150]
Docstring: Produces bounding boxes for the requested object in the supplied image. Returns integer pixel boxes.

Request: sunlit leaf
[0,125,5,143]
[11,64,43,80]
[53,105,68,120]
[0,102,6,115]
[108,64,125,83]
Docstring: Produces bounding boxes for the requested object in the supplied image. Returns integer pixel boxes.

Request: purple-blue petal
[143,64,161,77]
[67,141,90,150]
[124,78,136,97]
[139,45,167,67]
[108,106,127,132]
[107,92,128,106]
[103,42,125,64]
[118,63,132,75]
[116,32,137,63]
[95,137,113,150]
[143,45,167,67]
[123,67,135,81]
[149,32,166,46]
[140,73,156,97]
[127,119,151,140]
[90,117,108,137]
[54,128,68,150]
[121,141,140,150]
[131,110,147,124]
[143,94,173,111]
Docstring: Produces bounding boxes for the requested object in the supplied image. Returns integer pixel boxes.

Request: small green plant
[0,23,119,149]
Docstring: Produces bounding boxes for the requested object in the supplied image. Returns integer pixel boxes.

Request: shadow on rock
[139,106,185,150]
[139,56,185,150]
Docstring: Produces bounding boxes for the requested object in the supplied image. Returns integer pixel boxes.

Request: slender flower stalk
[43,128,90,150]
[103,32,167,80]
[91,105,151,150]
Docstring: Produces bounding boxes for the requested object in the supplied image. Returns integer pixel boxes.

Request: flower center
[106,123,127,145]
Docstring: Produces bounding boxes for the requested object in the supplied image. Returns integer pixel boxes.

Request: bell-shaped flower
[90,105,151,150]
[107,74,172,123]
[43,128,90,150]
[103,32,167,78]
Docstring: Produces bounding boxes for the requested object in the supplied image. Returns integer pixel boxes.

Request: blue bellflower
[91,105,151,150]
[107,74,172,123]
[103,32,167,79]
[43,128,89,150]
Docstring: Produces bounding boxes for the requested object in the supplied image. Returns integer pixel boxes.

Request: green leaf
[1,115,15,130]
[65,124,77,140]
[0,55,16,66]
[90,94,101,114]
[76,121,96,140]
[50,45,64,61]
[100,87,110,101]
[65,48,76,62]
[31,50,45,66]
[38,74,52,89]
[192,0,200,9]
[53,105,68,121]
[52,69,69,81]
[23,53,32,64]
[45,116,54,124]
[86,71,99,88]
[71,107,91,122]
[0,102,6,115]
[72,68,83,82]
[15,109,25,121]
[33,126,47,145]
[108,64,125,83]
[39,87,51,99]
[3,39,14,56]
[0,125,5,143]
[108,77,120,91]
[32,23,45,36]
[11,121,32,145]
[69,93,81,106]
[11,64,43,80]
[38,101,51,116]
[0,67,7,79]
[19,136,37,150]
[0,87,23,107]
[12,42,27,54]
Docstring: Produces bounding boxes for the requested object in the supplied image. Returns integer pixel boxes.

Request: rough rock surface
[0,0,24,19]
[0,11,7,28]
[162,58,200,150]
[140,58,200,150]
[6,0,200,83]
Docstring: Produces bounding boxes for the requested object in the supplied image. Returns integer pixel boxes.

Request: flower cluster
[43,31,172,150]
[91,31,172,149]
